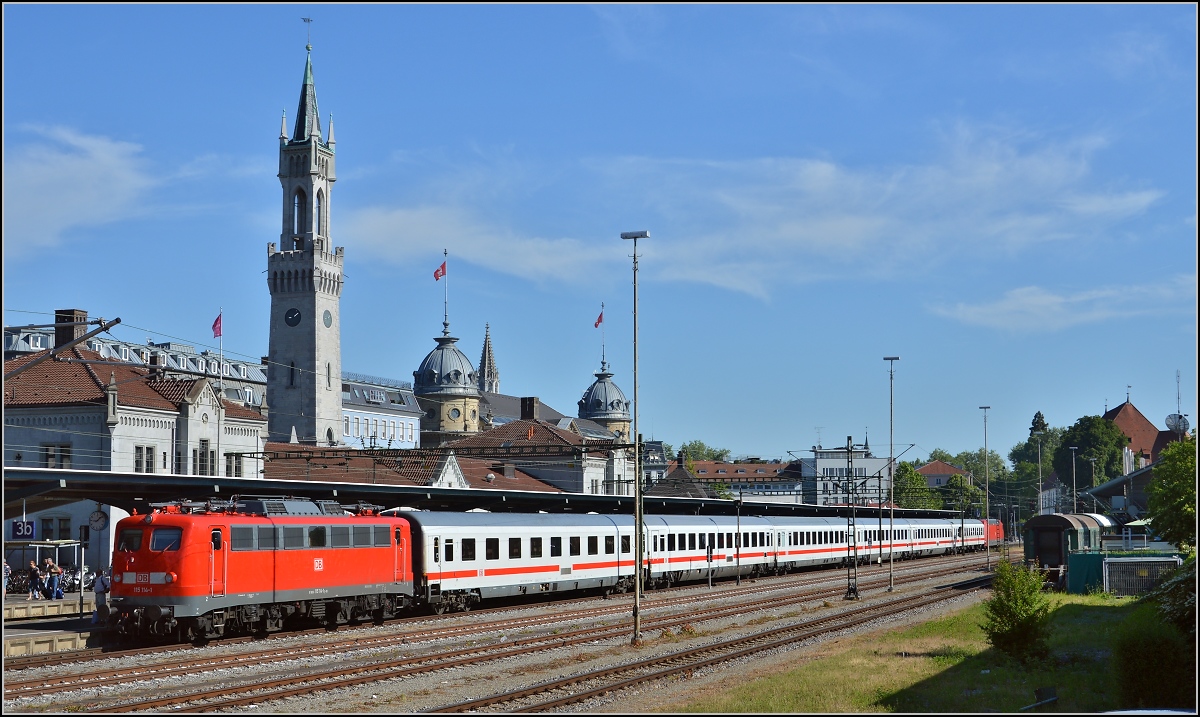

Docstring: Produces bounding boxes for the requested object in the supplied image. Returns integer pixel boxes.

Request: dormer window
[239,365,247,378]
[29,334,44,349]
[120,346,130,361]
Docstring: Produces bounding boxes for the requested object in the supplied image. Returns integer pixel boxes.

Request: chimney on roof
[520,397,540,421]
[677,450,686,469]
[54,309,87,350]
[494,462,515,480]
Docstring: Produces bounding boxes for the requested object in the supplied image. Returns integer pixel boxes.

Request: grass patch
[668,594,1174,713]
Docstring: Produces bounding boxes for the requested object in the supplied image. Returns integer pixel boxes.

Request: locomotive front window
[462,538,476,561]
[509,537,521,559]
[485,538,499,560]
[569,536,580,556]
[151,527,182,551]
[550,537,562,557]
[309,526,327,548]
[531,537,543,558]
[117,529,144,552]
[621,535,630,553]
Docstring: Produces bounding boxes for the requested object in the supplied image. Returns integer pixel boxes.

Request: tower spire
[291,42,322,142]
[478,323,499,393]
[599,301,607,371]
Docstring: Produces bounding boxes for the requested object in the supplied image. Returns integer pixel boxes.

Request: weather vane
[302,17,312,48]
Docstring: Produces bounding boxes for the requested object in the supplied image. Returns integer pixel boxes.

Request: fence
[1103,556,1183,597]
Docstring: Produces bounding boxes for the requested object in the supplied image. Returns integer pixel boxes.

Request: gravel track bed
[4,559,987,713]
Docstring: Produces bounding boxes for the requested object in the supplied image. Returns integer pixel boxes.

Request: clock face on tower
[285,308,302,327]
[323,310,332,328]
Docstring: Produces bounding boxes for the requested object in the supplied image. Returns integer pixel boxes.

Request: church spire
[291,45,323,142]
[478,323,499,393]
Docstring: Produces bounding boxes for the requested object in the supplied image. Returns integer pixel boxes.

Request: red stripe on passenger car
[483,565,562,577]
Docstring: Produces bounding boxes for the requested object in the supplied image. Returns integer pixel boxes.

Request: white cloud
[341,205,619,286]
[342,124,1166,298]
[929,276,1196,332]
[2,126,156,258]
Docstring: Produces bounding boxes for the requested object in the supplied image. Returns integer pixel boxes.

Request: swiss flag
[212,313,223,338]
[433,261,447,281]
[594,311,603,328]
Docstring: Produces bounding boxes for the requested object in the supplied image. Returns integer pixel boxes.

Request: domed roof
[578,362,630,421]
[413,328,480,397]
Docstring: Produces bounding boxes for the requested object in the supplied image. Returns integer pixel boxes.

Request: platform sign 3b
[11,520,35,540]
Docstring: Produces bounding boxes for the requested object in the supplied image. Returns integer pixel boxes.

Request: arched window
[315,191,323,237]
[292,189,307,241]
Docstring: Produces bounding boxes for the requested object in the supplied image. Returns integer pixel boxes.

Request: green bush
[980,561,1054,663]
[1144,555,1196,642]
[1111,603,1196,710]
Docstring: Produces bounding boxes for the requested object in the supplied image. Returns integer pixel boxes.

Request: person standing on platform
[27,560,43,600]
[93,567,111,624]
[43,557,61,600]
[3,559,10,597]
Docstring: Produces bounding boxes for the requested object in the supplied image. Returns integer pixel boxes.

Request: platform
[2,595,106,657]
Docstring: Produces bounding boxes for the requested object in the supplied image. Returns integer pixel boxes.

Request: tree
[1031,410,1049,434]
[926,448,955,464]
[710,482,734,500]
[1146,435,1196,552]
[679,440,731,462]
[981,561,1055,664]
[892,463,940,509]
[1051,415,1130,504]
[939,474,983,514]
[1010,425,1065,517]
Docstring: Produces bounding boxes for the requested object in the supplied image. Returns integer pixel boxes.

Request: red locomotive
[109,498,413,641]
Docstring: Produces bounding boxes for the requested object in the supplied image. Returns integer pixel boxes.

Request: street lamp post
[884,356,899,591]
[1069,446,1079,514]
[1087,456,1097,512]
[1032,431,1044,516]
[621,230,648,646]
[980,406,990,570]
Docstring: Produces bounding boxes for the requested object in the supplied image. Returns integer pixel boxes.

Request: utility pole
[884,356,899,591]
[844,436,860,600]
[980,406,991,570]
[621,230,648,646]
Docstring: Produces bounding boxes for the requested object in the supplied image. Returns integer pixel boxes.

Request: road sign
[11,520,35,540]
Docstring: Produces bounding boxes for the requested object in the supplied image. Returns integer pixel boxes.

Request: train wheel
[433,604,447,615]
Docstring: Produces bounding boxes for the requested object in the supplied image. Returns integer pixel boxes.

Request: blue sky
[4,5,1196,466]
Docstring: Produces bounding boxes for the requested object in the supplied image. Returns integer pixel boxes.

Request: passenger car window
[569,536,580,556]
[588,536,598,555]
[620,535,630,553]
[550,536,562,557]
[509,537,522,559]
[486,537,499,560]
[531,537,543,558]
[462,538,476,561]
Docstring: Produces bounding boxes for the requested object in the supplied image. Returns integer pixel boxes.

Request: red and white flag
[594,311,604,328]
[433,261,447,281]
[212,313,223,338]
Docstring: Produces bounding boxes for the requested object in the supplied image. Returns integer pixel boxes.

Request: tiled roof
[222,400,266,421]
[259,442,559,492]
[1103,401,1158,457]
[688,460,786,480]
[917,459,968,476]
[445,419,595,449]
[455,456,561,493]
[647,466,719,498]
[5,348,176,411]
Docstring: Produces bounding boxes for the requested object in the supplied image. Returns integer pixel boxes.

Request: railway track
[432,574,993,713]
[3,549,992,674]
[6,558,993,712]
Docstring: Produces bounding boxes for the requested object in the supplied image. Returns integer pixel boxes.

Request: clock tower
[266,44,343,445]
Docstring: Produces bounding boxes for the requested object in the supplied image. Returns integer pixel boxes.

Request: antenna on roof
[1127,384,1131,403]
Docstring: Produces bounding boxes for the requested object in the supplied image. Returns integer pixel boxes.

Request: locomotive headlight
[165,572,177,584]
[144,514,154,524]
